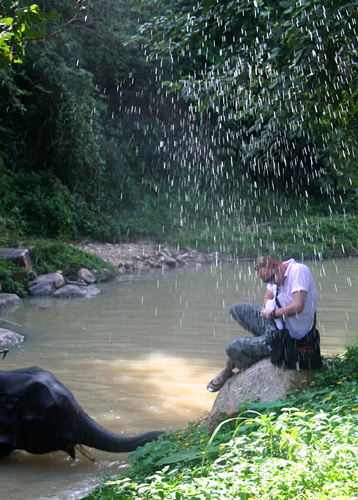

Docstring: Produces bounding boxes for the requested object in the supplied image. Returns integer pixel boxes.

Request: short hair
[254,255,277,271]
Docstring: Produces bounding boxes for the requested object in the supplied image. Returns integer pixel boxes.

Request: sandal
[206,379,225,393]
[206,372,234,393]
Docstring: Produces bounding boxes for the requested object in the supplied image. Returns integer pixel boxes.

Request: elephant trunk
[72,411,161,454]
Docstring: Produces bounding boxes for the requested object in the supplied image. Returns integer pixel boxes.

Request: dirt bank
[75,241,233,273]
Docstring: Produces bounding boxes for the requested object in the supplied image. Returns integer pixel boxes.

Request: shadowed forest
[1,0,357,259]
[2,3,358,499]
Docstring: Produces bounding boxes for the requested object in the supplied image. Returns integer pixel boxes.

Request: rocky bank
[74,241,230,273]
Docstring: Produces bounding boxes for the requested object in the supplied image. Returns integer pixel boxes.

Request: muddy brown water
[1,259,358,500]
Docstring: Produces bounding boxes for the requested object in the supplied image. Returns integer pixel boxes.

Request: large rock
[0,293,22,311]
[207,358,319,433]
[0,248,32,269]
[51,284,100,299]
[0,328,24,346]
[28,273,65,296]
[77,268,96,284]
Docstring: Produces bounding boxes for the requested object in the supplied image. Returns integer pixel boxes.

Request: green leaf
[0,17,14,26]
[155,448,203,466]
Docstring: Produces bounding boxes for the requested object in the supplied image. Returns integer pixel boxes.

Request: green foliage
[0,0,88,70]
[0,241,117,295]
[83,344,358,500]
[0,256,27,295]
[0,165,81,239]
[136,0,358,198]
[0,2,57,69]
[28,241,117,279]
[1,0,358,257]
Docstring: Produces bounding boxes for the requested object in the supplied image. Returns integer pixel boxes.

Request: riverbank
[73,241,234,273]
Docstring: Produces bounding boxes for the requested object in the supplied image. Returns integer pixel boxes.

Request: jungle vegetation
[0,0,357,259]
[1,2,358,498]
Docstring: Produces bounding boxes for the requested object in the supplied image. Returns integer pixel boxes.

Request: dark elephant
[0,366,161,460]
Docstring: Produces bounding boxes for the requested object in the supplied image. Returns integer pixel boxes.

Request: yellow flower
[345,409,348,414]
[177,473,183,478]
[301,380,307,383]
[327,396,332,400]
[343,377,347,380]
[337,381,341,385]
[245,421,253,425]
[219,445,225,450]
[184,443,189,446]
[352,408,358,411]
[200,439,204,443]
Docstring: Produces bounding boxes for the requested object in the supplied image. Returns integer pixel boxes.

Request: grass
[82,343,358,500]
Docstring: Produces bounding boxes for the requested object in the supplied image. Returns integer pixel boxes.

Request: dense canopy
[0,0,357,257]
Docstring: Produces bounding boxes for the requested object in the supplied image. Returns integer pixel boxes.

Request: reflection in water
[1,259,358,499]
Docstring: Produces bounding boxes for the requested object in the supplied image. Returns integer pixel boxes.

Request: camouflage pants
[226,302,277,370]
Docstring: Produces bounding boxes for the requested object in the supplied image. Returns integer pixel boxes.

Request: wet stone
[0,328,24,346]
[28,273,65,296]
[0,293,22,311]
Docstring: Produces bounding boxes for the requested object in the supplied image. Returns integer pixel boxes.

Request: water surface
[1,259,357,500]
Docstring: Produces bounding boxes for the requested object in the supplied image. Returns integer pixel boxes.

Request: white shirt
[267,259,317,340]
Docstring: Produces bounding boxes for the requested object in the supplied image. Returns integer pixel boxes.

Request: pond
[1,258,358,500]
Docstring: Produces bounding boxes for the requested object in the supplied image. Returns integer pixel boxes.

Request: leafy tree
[136,0,358,200]
[0,0,85,69]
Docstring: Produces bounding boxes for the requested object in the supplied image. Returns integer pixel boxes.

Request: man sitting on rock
[207,255,321,392]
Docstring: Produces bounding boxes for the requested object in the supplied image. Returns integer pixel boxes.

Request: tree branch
[23,0,87,42]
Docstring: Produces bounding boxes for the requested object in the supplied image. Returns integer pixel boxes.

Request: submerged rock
[97,268,116,282]
[0,293,22,311]
[0,328,24,346]
[52,284,100,299]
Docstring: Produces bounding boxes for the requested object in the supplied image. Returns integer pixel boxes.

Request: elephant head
[0,367,161,460]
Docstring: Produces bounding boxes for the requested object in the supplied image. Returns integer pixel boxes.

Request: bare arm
[263,289,274,307]
[261,290,306,320]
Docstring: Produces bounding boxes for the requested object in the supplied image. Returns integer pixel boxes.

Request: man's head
[255,255,278,284]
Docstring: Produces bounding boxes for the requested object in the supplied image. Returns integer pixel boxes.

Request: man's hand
[260,308,272,320]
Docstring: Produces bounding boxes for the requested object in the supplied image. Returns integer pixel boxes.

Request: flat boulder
[28,273,65,296]
[0,248,32,269]
[52,284,100,299]
[0,293,22,311]
[207,358,319,433]
[0,328,24,345]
